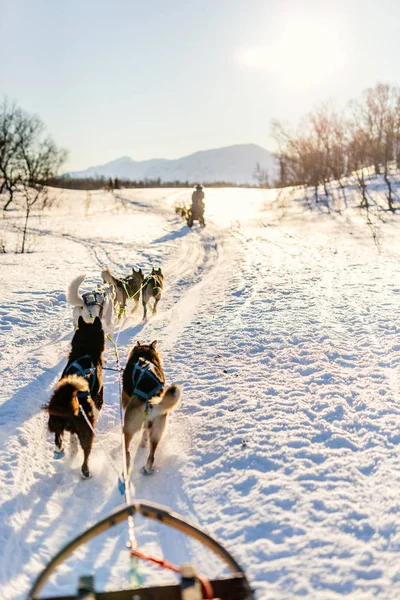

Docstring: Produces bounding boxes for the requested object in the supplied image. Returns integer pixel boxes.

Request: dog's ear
[139,268,143,275]
[150,340,158,349]
[135,340,141,347]
[78,316,85,328]
[93,316,102,329]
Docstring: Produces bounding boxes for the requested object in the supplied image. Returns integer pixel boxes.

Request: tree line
[48,175,264,190]
[272,83,400,212]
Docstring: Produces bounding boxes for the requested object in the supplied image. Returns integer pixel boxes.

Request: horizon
[69,141,272,173]
[2,0,400,171]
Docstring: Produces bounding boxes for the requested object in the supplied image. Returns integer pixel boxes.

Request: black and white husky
[66,274,115,329]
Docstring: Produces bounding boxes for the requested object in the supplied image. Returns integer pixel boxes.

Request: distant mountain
[67,144,278,185]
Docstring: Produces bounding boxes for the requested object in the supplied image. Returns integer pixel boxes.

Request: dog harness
[132,358,164,410]
[121,279,140,301]
[64,354,97,401]
[82,286,112,319]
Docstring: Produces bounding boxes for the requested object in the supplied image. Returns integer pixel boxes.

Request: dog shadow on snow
[2,463,130,597]
[0,357,68,436]
[151,224,190,245]
[114,319,148,350]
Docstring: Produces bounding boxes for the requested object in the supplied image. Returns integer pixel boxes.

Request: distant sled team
[44,263,179,479]
[66,266,164,328]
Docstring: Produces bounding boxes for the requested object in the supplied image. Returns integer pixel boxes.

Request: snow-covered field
[1,182,400,599]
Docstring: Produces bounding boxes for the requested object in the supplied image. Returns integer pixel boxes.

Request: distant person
[188,184,205,228]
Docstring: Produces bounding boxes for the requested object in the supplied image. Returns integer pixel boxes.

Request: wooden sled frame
[28,500,253,600]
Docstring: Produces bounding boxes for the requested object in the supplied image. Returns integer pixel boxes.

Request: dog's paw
[53,449,65,460]
[141,465,154,476]
[81,466,91,479]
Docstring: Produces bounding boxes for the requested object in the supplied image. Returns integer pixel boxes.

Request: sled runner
[27,501,253,600]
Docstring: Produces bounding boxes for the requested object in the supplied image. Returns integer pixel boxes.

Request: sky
[1,0,400,172]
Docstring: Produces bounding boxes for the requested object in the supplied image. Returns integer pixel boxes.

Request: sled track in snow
[0,191,231,599]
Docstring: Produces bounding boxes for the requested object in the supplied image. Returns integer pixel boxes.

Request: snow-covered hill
[1,180,400,599]
[67,143,277,185]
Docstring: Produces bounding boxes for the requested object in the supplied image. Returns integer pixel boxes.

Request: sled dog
[44,317,105,478]
[101,267,144,316]
[66,274,115,329]
[122,340,182,475]
[142,267,164,319]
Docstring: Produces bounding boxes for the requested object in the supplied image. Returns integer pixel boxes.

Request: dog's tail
[66,274,86,307]
[151,384,182,416]
[101,268,118,288]
[44,375,89,419]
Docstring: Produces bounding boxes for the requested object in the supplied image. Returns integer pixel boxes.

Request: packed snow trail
[1,186,400,599]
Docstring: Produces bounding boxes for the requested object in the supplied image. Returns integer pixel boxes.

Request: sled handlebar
[28,500,253,599]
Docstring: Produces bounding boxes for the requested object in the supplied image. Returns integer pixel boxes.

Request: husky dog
[101,267,144,316]
[142,268,164,319]
[175,205,189,219]
[66,274,115,329]
[44,317,105,478]
[122,340,182,475]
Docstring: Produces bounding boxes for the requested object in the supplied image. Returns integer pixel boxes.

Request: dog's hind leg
[142,414,167,475]
[54,432,64,459]
[49,415,65,458]
[130,297,140,314]
[142,297,148,320]
[75,424,94,478]
[123,404,144,474]
[153,295,161,315]
[80,433,94,479]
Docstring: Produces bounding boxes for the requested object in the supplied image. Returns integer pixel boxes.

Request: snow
[1,181,400,599]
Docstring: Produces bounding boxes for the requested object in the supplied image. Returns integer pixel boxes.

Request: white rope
[82,279,143,586]
[106,315,143,586]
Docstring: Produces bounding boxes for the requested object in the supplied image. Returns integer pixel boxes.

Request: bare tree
[253,162,270,187]
[0,100,22,210]
[272,83,400,216]
[0,99,66,219]
[18,135,66,253]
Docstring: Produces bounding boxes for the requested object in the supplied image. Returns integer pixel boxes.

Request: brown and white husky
[44,317,105,478]
[122,340,181,475]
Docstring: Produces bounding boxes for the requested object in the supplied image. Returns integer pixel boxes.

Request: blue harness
[132,358,164,412]
[64,354,96,401]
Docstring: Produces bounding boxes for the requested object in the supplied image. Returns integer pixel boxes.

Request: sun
[238,19,345,86]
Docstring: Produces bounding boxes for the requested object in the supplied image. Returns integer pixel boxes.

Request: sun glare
[238,19,345,85]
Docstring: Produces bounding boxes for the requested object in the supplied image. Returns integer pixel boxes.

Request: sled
[27,500,253,600]
[186,208,205,228]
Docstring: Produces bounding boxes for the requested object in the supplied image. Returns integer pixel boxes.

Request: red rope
[130,548,214,599]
